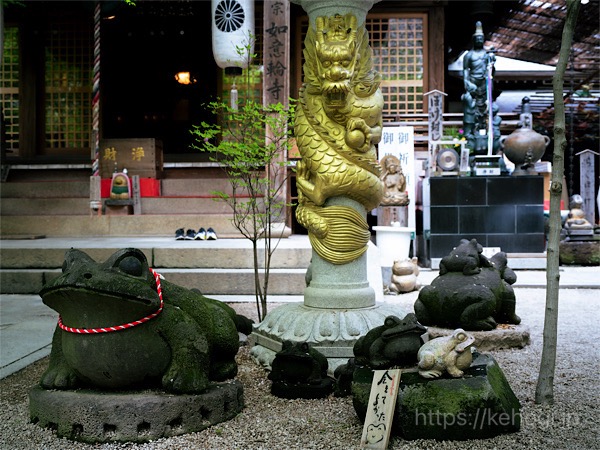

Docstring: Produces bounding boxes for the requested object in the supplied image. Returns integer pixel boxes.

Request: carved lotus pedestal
[352,353,520,440]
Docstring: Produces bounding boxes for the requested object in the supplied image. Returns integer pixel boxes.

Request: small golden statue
[109,172,131,200]
[295,13,383,265]
[380,155,409,207]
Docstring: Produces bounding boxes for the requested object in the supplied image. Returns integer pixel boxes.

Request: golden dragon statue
[295,13,384,265]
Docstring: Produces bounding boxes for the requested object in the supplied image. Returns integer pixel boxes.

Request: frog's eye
[384,316,397,327]
[118,256,143,277]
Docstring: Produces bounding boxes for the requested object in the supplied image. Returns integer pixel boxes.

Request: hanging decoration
[230,81,239,111]
[211,0,254,69]
[91,1,101,177]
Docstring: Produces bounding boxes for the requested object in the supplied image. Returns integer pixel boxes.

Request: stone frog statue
[414,241,520,331]
[353,313,427,368]
[268,341,333,399]
[439,238,492,276]
[268,341,329,386]
[417,328,475,379]
[39,248,250,394]
[388,257,421,294]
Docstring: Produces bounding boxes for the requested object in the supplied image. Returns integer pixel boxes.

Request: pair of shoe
[195,227,218,241]
[175,228,195,240]
[174,227,218,241]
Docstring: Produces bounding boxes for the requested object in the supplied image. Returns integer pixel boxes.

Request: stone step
[0,267,308,295]
[1,198,91,215]
[138,197,232,215]
[1,196,242,216]
[0,181,90,198]
[0,240,312,270]
[160,178,234,196]
[0,235,313,294]
[0,214,243,237]
[0,178,236,199]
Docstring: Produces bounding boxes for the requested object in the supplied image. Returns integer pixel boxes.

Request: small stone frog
[39,248,242,394]
[439,238,492,276]
[354,314,427,369]
[417,329,475,379]
[388,257,421,294]
[268,341,328,385]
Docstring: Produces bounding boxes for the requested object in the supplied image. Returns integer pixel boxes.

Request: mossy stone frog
[354,314,427,368]
[268,341,329,385]
[39,248,241,394]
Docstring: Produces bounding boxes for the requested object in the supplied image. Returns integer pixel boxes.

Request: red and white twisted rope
[58,268,164,334]
[91,1,101,177]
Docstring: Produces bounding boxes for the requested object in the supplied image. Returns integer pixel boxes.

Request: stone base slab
[559,239,600,266]
[352,353,520,440]
[29,381,243,444]
[426,324,531,351]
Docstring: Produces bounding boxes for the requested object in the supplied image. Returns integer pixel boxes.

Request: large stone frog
[353,313,427,368]
[39,248,243,394]
[414,243,520,331]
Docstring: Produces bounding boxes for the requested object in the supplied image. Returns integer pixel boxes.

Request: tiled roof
[487,0,599,83]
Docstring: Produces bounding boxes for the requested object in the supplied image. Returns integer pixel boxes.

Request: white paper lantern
[211,0,255,70]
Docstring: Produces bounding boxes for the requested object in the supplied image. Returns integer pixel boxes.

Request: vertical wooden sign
[577,149,599,225]
[263,0,291,223]
[360,369,402,449]
[263,0,290,108]
[425,90,447,142]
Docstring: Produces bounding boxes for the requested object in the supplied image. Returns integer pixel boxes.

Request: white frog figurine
[417,329,475,379]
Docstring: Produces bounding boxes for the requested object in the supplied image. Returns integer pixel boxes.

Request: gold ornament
[295,13,383,264]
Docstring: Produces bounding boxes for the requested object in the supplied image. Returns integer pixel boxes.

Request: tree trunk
[535,0,581,405]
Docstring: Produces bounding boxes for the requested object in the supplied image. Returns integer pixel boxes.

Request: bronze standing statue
[462,21,496,154]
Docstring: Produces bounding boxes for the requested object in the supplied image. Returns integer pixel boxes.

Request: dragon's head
[314,14,359,109]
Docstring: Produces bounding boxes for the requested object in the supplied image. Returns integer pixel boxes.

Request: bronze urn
[500,127,550,175]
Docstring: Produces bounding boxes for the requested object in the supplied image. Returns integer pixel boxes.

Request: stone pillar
[249,0,408,373]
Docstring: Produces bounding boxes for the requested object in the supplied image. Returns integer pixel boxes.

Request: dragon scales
[295,13,384,265]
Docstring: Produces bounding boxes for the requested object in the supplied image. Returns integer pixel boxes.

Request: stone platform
[426,324,531,351]
[29,381,243,444]
[559,238,600,266]
[352,353,520,440]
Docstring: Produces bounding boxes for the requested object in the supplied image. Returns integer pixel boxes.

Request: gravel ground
[1,288,599,450]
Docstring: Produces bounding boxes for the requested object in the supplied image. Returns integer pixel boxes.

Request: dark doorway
[101,2,218,158]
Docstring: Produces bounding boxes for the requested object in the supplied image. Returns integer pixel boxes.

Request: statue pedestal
[29,381,243,443]
[352,353,520,440]
[249,302,408,374]
[559,238,600,265]
[376,205,408,226]
[251,196,408,373]
[373,226,414,267]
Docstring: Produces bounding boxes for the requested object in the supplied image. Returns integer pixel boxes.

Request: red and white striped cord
[57,268,164,334]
